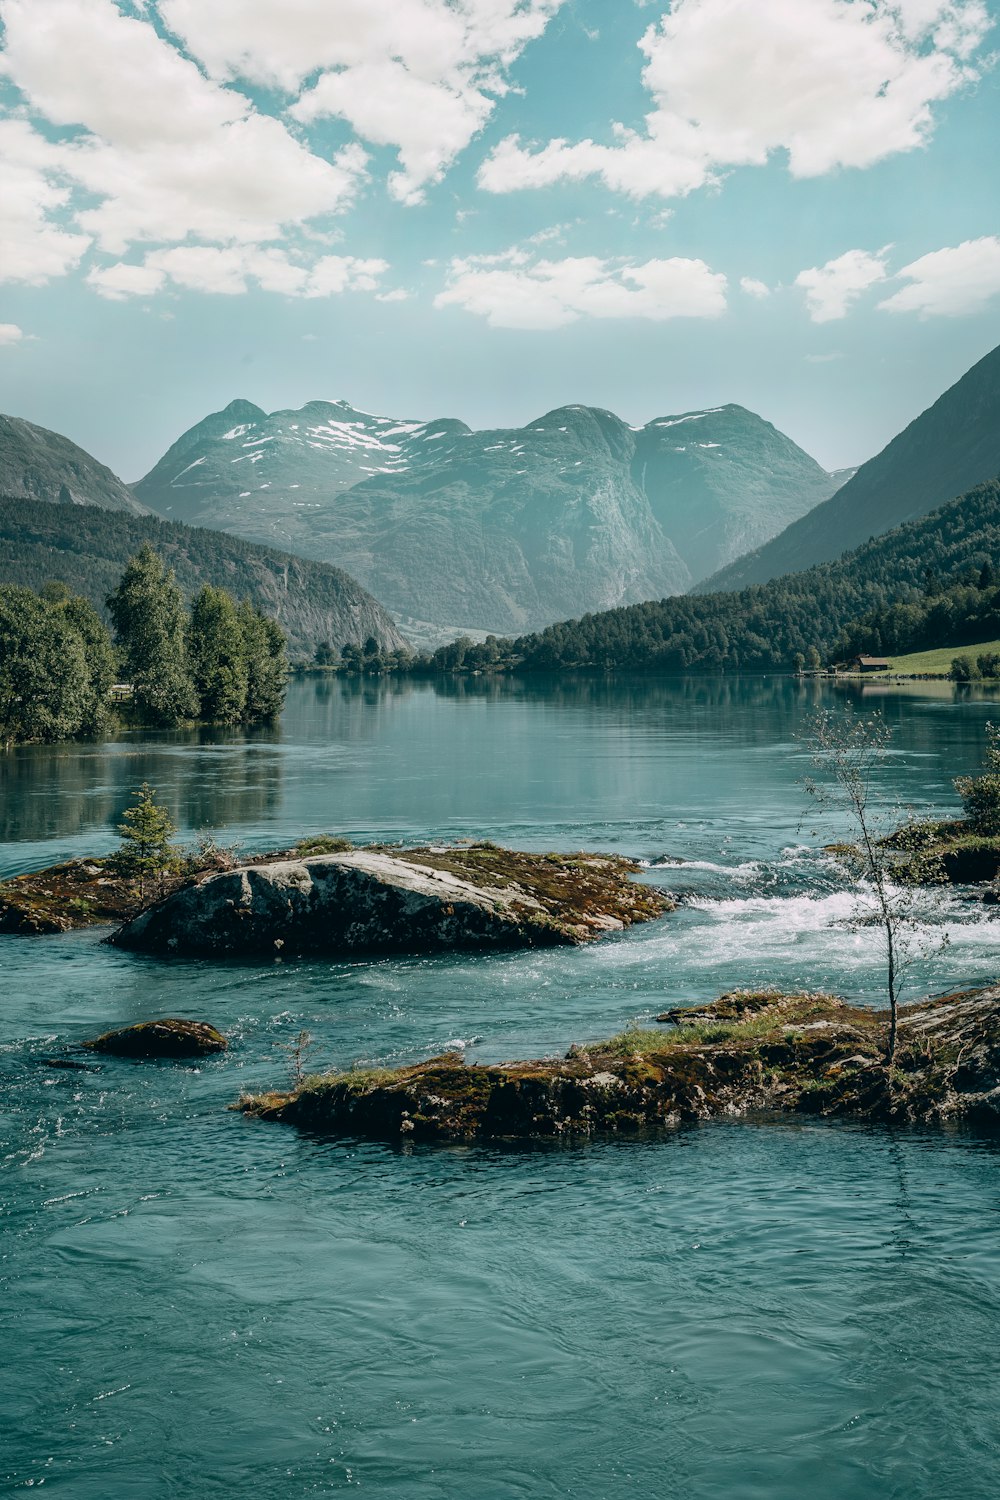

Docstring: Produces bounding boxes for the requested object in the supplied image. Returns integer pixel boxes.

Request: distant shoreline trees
[0,543,287,747]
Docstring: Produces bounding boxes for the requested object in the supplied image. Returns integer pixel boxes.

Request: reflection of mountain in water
[0,723,284,844]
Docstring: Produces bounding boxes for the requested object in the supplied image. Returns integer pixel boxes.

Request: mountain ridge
[134,396,842,635]
[0,413,149,516]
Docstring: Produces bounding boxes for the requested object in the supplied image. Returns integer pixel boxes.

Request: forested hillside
[0,495,406,658]
[486,479,1000,673]
[704,341,1000,590]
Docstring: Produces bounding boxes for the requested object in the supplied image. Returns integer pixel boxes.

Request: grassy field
[881,640,1000,676]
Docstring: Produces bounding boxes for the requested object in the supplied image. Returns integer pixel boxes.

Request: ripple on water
[4,677,1000,1497]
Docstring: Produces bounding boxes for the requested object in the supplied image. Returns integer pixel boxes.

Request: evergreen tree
[107,544,197,726]
[188,585,249,725]
[110,782,181,900]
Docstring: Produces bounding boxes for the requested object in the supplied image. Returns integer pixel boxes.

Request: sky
[0,0,998,480]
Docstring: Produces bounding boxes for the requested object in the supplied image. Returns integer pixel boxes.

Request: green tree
[187,585,249,725]
[110,783,181,900]
[57,593,117,735]
[954,724,1000,835]
[239,602,287,721]
[0,585,105,745]
[107,544,197,726]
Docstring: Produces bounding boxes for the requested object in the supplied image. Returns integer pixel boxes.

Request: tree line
[0,542,287,745]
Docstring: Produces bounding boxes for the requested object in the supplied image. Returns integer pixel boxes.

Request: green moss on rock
[87,1018,228,1058]
[239,987,1000,1141]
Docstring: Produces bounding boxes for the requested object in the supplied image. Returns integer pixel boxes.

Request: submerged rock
[87,1019,228,1058]
[108,844,672,958]
[238,986,1000,1141]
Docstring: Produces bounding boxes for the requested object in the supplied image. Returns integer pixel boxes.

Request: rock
[108,844,672,958]
[86,1019,227,1058]
[238,986,1000,1141]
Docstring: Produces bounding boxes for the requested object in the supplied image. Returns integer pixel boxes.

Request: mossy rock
[86,1018,227,1058]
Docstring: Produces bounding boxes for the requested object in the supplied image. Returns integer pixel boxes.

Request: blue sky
[1,0,998,479]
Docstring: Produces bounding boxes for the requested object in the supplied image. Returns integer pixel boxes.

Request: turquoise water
[4,675,1000,1497]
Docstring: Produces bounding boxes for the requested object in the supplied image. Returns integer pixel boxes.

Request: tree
[239,602,287,721]
[107,544,198,726]
[187,585,249,725]
[110,783,181,900]
[0,584,105,745]
[954,724,1000,835]
[804,709,945,1064]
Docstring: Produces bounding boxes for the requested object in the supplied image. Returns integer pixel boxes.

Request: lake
[4,673,1000,1498]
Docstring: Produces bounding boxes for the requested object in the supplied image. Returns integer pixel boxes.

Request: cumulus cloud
[161,0,565,202]
[0,119,92,285]
[434,248,727,328]
[479,0,992,199]
[0,324,30,346]
[740,277,770,299]
[0,0,565,293]
[86,246,390,299]
[879,236,1000,315]
[795,249,890,322]
[0,0,369,261]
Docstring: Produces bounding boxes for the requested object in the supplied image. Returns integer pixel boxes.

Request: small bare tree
[803,708,946,1064]
[275,1028,313,1088]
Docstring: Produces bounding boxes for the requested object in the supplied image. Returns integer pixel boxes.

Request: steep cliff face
[704,341,1000,591]
[0,413,148,514]
[135,397,838,635]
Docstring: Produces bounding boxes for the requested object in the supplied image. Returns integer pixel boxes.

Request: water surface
[4,675,1000,1497]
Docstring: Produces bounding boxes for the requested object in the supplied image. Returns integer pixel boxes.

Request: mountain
[0,496,407,659]
[134,398,840,636]
[702,342,1000,592]
[503,478,1000,674]
[0,413,148,515]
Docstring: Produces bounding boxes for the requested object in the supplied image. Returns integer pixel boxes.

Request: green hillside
[0,495,406,658]
[880,641,1000,677]
[703,339,1000,591]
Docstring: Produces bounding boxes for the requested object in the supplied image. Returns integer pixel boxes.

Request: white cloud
[879,236,1000,315]
[376,289,411,303]
[0,0,368,259]
[292,60,492,206]
[740,277,770,299]
[435,248,727,328]
[161,0,566,202]
[0,323,29,346]
[0,119,92,284]
[86,246,390,299]
[795,248,890,322]
[479,0,992,200]
[85,261,167,300]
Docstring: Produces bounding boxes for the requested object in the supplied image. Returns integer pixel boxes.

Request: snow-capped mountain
[135,397,842,636]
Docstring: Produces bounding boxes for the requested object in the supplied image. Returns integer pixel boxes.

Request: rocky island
[238,986,1000,1140]
[0,841,671,954]
[108,843,671,957]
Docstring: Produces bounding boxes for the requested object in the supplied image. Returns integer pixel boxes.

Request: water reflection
[0,722,284,844]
